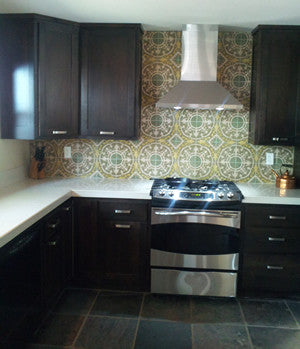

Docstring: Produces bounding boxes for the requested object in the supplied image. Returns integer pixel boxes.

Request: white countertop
[0,178,300,248]
[236,183,300,205]
[0,178,153,248]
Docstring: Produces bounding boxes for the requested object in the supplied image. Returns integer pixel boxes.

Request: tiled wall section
[32,31,294,183]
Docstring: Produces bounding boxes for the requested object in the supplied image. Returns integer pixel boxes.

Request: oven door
[150,207,241,296]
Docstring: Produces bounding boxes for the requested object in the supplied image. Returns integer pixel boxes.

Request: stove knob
[218,192,224,198]
[159,190,165,196]
[169,191,174,197]
[227,192,234,199]
[201,186,208,191]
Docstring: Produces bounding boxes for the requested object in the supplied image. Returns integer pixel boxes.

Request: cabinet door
[80,25,142,139]
[60,199,73,282]
[42,212,64,303]
[249,27,300,145]
[38,20,79,138]
[73,198,100,282]
[99,221,149,291]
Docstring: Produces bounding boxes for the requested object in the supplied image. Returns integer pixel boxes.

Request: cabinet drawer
[99,200,148,221]
[244,205,300,228]
[243,253,299,276]
[242,254,300,293]
[243,227,300,253]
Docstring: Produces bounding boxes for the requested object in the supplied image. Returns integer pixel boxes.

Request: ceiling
[0,0,299,31]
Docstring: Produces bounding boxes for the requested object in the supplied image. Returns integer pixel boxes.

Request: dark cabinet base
[73,198,150,292]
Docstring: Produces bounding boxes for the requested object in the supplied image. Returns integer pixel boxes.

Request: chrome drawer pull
[115,224,131,229]
[100,131,115,135]
[48,220,60,229]
[268,215,286,220]
[114,209,131,214]
[52,130,67,134]
[267,265,283,270]
[62,206,71,211]
[268,237,286,242]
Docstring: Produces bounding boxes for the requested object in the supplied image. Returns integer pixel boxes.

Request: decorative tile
[141,104,175,138]
[220,63,251,105]
[177,144,214,179]
[61,140,96,177]
[143,31,180,58]
[138,142,173,178]
[98,141,134,178]
[257,146,294,182]
[142,62,177,99]
[218,110,249,141]
[217,144,255,181]
[169,133,184,149]
[209,135,224,150]
[220,32,252,58]
[178,110,216,140]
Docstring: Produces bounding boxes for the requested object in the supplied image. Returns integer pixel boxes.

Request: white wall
[0,139,30,186]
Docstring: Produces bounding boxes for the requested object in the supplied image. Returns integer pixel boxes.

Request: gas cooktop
[150,178,243,205]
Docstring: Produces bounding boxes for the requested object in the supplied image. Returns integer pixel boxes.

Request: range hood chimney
[156,24,243,110]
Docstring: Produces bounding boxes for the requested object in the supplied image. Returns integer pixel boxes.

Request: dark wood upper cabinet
[0,14,79,140]
[249,25,300,145]
[80,24,143,139]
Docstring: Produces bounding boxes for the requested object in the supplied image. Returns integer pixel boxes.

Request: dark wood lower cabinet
[73,198,150,291]
[239,203,300,297]
[41,199,73,305]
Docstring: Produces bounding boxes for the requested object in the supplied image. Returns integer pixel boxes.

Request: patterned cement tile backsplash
[32,31,294,183]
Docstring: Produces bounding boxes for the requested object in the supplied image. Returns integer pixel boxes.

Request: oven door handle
[154,211,239,219]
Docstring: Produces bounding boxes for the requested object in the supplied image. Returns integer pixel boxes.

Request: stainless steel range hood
[156,24,243,110]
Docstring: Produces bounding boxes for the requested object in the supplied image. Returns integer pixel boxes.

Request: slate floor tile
[141,294,191,322]
[192,324,251,349]
[32,313,84,346]
[134,319,192,349]
[74,316,137,349]
[90,291,143,318]
[52,288,98,315]
[191,297,243,325]
[240,299,298,328]
[248,326,300,349]
[286,300,300,324]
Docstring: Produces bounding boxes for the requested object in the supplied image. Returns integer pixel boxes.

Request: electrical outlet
[266,152,274,165]
[64,146,72,159]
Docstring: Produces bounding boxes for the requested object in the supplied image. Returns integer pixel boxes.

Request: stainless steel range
[150,178,243,297]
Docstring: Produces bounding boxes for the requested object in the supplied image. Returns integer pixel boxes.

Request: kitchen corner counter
[236,183,300,205]
[1,178,300,248]
[0,178,153,248]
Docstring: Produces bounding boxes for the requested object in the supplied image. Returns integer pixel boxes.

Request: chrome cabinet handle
[155,211,238,219]
[268,215,286,220]
[100,131,115,135]
[268,237,286,242]
[114,209,131,214]
[272,137,288,141]
[267,265,283,270]
[52,130,67,134]
[115,224,131,229]
[48,219,60,229]
[62,206,71,211]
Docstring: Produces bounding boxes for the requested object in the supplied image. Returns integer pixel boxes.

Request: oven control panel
[152,189,239,201]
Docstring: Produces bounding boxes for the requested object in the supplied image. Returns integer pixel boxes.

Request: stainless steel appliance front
[151,249,239,270]
[152,208,241,228]
[150,207,241,297]
[151,269,237,297]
